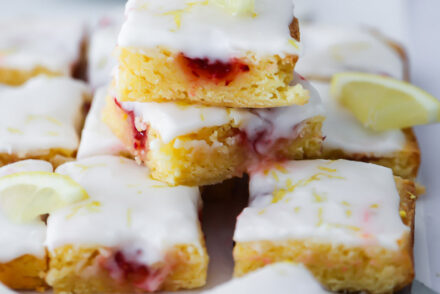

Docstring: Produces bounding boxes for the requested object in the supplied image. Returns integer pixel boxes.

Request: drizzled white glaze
[313,81,406,155]
[120,76,323,144]
[47,156,203,266]
[235,160,409,250]
[119,0,301,61]
[0,18,84,74]
[88,18,121,89]
[296,24,404,80]
[77,87,126,159]
[0,160,51,262]
[203,262,331,294]
[0,76,88,155]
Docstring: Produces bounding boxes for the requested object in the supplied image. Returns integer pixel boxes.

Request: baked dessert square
[313,81,420,179]
[117,0,308,108]
[296,24,407,81]
[0,18,86,86]
[233,159,416,294]
[0,76,90,167]
[104,78,324,186]
[77,86,128,159]
[46,155,208,293]
[0,160,52,291]
[203,262,331,293]
[88,17,121,89]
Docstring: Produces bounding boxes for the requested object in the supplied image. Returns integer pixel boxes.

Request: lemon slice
[0,172,89,223]
[331,72,440,131]
[211,0,255,16]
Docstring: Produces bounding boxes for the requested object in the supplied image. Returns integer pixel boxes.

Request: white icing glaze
[0,283,16,294]
[203,262,331,294]
[0,160,51,262]
[296,24,404,80]
[0,18,84,74]
[77,87,127,159]
[47,156,203,266]
[313,81,406,155]
[120,75,323,144]
[0,76,88,155]
[88,18,121,89]
[119,0,301,61]
[235,160,409,250]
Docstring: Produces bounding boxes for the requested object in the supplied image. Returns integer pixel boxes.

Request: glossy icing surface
[0,18,84,73]
[77,86,126,159]
[235,160,409,250]
[0,160,51,262]
[296,24,404,79]
[47,156,203,266]
[203,262,331,294]
[0,76,88,155]
[119,0,301,61]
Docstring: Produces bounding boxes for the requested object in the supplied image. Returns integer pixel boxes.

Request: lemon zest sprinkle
[313,190,326,203]
[341,201,350,207]
[288,39,299,50]
[316,207,323,226]
[294,206,301,214]
[345,210,352,217]
[400,210,407,218]
[258,209,266,215]
[271,189,287,204]
[7,127,23,134]
[74,163,106,173]
[370,204,379,209]
[67,201,101,220]
[318,166,337,173]
[271,171,279,182]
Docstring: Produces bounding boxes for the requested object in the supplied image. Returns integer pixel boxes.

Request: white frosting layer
[313,81,406,155]
[77,87,126,159]
[120,76,323,144]
[0,76,88,155]
[235,160,409,250]
[47,156,202,266]
[203,262,331,294]
[119,0,301,61]
[0,160,51,262]
[0,283,16,294]
[88,18,121,89]
[296,24,404,80]
[0,18,84,73]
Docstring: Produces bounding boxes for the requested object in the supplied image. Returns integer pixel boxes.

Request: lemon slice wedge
[0,172,89,223]
[211,0,255,16]
[331,72,440,131]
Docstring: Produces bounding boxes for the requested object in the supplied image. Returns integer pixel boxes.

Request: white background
[2,0,440,292]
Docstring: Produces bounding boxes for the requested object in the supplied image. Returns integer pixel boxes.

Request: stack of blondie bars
[0,0,426,293]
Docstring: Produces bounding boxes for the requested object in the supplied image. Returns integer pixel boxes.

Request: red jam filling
[178,53,250,85]
[114,98,148,150]
[102,250,172,292]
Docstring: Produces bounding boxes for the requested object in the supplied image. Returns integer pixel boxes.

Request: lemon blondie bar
[104,78,324,186]
[0,160,52,290]
[117,0,307,108]
[313,81,420,179]
[46,156,208,293]
[0,76,90,167]
[233,159,415,293]
[204,262,331,293]
[0,19,86,86]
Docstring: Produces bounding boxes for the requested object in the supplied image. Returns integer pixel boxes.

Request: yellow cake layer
[117,47,308,108]
[0,67,63,86]
[0,148,76,169]
[46,241,208,294]
[233,178,416,294]
[323,129,420,179]
[0,254,47,291]
[103,97,324,186]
